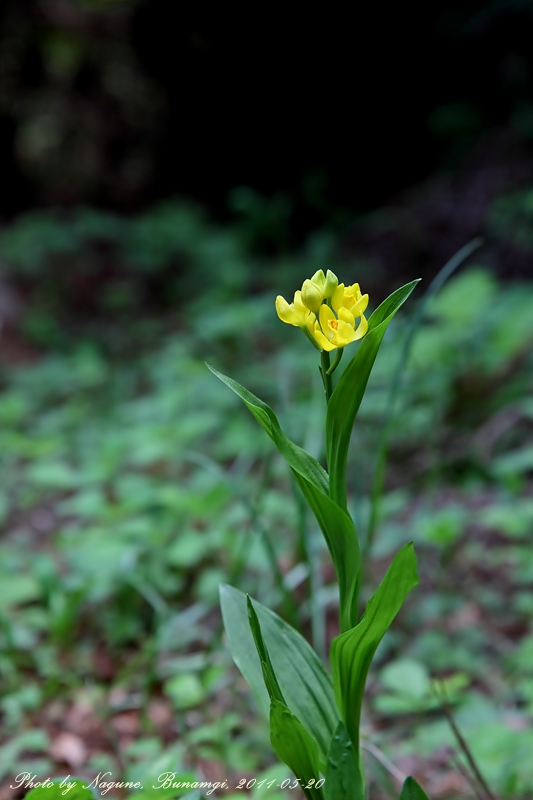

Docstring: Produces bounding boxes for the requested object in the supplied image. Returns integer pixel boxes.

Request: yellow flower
[276,273,368,352]
[311,304,368,352]
[275,290,315,328]
[332,282,368,316]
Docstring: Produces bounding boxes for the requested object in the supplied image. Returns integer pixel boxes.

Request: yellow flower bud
[323,269,338,299]
[301,279,324,313]
[310,269,326,288]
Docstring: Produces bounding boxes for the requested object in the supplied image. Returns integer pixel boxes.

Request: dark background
[2,0,533,229]
[0,0,532,349]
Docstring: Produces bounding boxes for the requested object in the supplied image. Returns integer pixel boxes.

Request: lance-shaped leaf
[399,777,431,800]
[207,365,329,495]
[220,585,339,763]
[294,472,360,632]
[247,598,324,800]
[325,721,364,800]
[247,595,286,704]
[210,366,361,630]
[270,700,325,800]
[327,280,420,510]
[330,543,418,751]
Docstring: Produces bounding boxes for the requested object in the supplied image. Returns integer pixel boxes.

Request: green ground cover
[0,206,533,799]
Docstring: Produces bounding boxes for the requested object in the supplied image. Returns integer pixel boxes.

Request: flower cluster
[275,270,369,351]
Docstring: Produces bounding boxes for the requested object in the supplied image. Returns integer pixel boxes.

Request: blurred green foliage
[0,222,531,799]
[489,187,533,249]
[0,200,335,356]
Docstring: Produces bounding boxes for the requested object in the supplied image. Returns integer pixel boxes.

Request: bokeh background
[1,2,533,799]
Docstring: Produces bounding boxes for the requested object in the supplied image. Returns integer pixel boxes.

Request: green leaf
[207,365,329,495]
[270,699,324,800]
[246,599,324,800]
[220,585,339,762]
[330,543,418,751]
[0,574,41,611]
[399,776,431,800]
[294,472,360,632]
[326,280,420,510]
[325,722,364,800]
[208,366,360,631]
[247,595,285,704]
[165,673,205,709]
[24,778,95,800]
[380,658,430,700]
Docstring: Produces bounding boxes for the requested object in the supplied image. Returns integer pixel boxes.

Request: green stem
[292,478,326,662]
[326,346,344,375]
[320,350,333,403]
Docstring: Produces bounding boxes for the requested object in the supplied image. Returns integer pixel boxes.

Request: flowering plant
[275,269,368,352]
[210,273,429,800]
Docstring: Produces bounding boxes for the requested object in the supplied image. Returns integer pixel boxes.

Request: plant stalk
[320,350,333,403]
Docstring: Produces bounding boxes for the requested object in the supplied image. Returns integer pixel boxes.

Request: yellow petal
[338,306,355,327]
[275,292,313,327]
[351,293,369,318]
[332,320,356,347]
[319,303,335,332]
[342,292,358,311]
[331,284,345,313]
[293,290,309,320]
[275,295,300,326]
[353,313,368,341]
[346,282,361,298]
[312,327,337,351]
